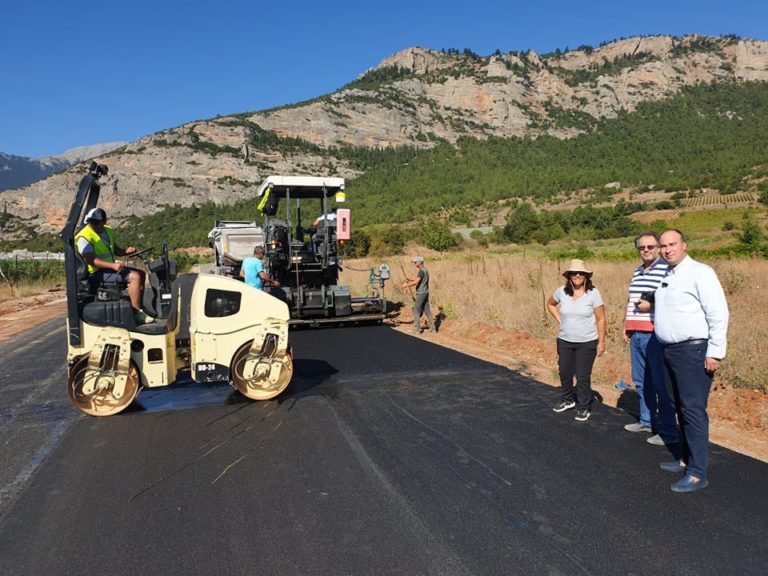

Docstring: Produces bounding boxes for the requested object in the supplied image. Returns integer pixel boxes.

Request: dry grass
[342,252,768,393]
[4,252,764,392]
[0,281,64,303]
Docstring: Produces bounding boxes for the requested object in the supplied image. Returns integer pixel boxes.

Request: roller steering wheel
[128,247,154,259]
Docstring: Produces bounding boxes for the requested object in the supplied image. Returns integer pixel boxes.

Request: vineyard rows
[630,192,759,224]
[682,192,757,207]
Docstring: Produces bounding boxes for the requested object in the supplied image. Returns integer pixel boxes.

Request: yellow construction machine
[60,163,293,416]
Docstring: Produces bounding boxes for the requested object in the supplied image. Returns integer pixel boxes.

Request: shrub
[382,227,407,254]
[342,230,371,258]
[740,218,764,246]
[422,224,458,252]
[655,200,675,210]
[0,258,64,287]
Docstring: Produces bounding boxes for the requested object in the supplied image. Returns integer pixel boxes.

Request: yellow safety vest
[75,224,117,273]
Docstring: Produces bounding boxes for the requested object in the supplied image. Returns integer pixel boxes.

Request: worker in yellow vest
[75,208,154,325]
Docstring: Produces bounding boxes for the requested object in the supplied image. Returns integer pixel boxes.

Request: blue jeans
[661,340,713,480]
[630,331,679,439]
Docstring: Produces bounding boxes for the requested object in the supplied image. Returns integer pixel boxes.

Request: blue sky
[1,0,766,158]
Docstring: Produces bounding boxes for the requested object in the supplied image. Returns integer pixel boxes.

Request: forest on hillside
[3,81,768,255]
[346,82,768,226]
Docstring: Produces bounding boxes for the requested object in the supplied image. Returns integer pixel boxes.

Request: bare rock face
[377,47,448,75]
[733,39,768,80]
[3,34,768,234]
[46,142,128,165]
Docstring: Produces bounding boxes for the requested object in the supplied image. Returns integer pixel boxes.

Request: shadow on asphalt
[127,357,341,415]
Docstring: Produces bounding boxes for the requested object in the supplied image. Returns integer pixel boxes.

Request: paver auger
[61,163,294,416]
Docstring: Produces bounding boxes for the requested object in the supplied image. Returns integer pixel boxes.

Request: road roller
[60,163,293,416]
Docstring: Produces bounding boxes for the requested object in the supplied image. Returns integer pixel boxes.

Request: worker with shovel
[401,256,436,335]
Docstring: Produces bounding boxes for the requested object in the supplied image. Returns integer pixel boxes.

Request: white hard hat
[84,208,107,224]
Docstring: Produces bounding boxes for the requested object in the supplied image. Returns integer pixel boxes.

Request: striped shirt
[624,258,669,332]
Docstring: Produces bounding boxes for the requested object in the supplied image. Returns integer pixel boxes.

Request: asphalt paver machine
[60,163,293,416]
[254,175,387,325]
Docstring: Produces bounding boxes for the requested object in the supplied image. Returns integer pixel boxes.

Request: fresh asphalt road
[1,318,767,576]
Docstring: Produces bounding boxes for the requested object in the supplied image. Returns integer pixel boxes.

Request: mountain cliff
[2,34,768,236]
[0,153,68,193]
[0,142,127,192]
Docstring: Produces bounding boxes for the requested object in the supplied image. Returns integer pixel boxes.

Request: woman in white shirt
[547,259,606,422]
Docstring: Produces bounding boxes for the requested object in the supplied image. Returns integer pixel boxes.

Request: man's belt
[664,338,708,348]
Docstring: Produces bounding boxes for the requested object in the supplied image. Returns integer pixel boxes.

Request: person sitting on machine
[75,208,154,325]
[311,208,337,256]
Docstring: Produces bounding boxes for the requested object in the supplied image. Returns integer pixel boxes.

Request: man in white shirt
[654,229,729,493]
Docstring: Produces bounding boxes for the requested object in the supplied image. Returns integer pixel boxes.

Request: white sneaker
[134,310,155,325]
[553,400,576,413]
[624,422,652,433]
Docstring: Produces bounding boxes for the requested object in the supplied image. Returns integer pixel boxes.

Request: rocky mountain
[0,142,127,192]
[2,34,768,236]
[0,153,68,193]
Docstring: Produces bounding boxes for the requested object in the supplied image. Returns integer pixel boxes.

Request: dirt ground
[0,288,68,343]
[2,289,767,463]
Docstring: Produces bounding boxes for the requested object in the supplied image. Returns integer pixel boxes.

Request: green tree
[422,224,457,252]
[383,227,406,254]
[503,204,540,243]
[740,218,764,246]
[343,230,371,258]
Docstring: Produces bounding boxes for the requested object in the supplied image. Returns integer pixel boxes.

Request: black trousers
[556,338,598,410]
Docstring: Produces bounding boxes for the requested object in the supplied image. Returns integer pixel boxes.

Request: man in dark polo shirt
[401,256,436,335]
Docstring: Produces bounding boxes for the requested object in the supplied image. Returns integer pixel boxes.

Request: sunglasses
[568,272,586,277]
[637,245,658,251]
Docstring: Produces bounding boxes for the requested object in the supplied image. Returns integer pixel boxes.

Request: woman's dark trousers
[557,338,598,410]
